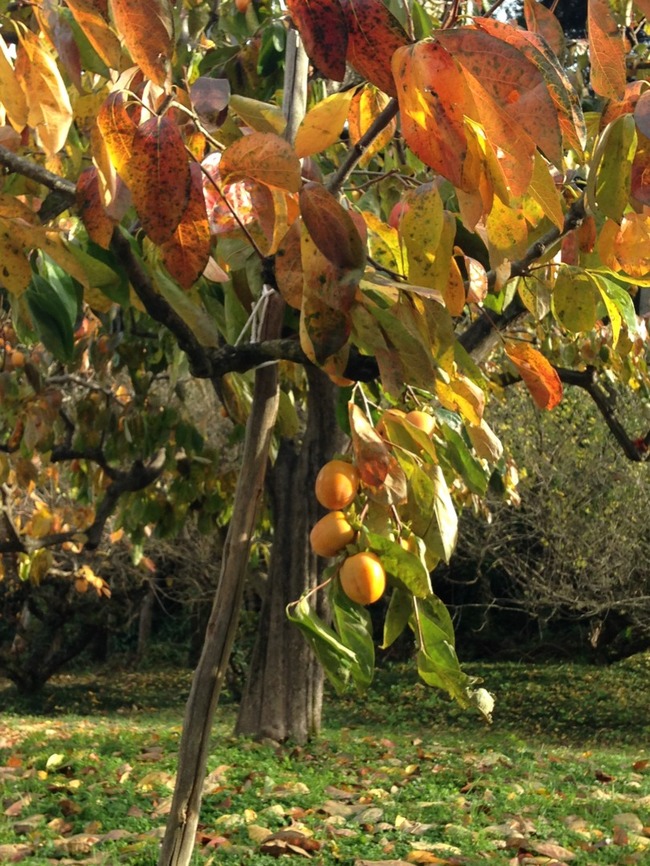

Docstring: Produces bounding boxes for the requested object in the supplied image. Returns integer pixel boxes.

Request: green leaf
[286,596,356,695]
[330,578,375,691]
[412,595,473,706]
[430,463,458,563]
[596,115,636,222]
[66,241,129,307]
[552,266,600,333]
[25,270,78,362]
[589,272,638,336]
[364,530,432,598]
[382,586,413,649]
[439,425,489,495]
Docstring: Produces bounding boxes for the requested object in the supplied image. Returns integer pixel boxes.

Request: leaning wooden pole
[157,30,308,866]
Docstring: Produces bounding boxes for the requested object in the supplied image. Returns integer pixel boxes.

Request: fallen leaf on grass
[0,842,33,862]
[4,796,30,817]
[260,829,321,857]
[531,840,576,860]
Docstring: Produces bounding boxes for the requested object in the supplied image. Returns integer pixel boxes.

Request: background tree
[2,2,650,866]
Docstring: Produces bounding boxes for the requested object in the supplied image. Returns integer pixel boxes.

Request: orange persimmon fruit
[310,511,356,558]
[314,459,360,510]
[405,410,435,435]
[339,551,386,605]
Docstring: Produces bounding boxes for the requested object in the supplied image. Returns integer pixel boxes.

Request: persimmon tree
[2,1,650,865]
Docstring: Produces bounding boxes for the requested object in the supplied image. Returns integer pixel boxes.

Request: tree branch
[460,195,587,359]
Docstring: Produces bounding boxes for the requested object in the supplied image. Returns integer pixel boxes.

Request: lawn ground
[1,656,649,865]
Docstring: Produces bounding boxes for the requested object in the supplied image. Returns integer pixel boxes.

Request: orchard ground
[1,657,649,865]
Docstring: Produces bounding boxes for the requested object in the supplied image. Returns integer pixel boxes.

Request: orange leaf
[286,0,347,82]
[219,132,301,193]
[523,0,565,58]
[299,183,365,272]
[275,220,304,310]
[505,342,563,410]
[161,163,211,289]
[472,18,565,167]
[128,116,191,245]
[341,0,410,97]
[300,219,358,318]
[348,403,407,505]
[76,166,116,249]
[391,41,470,191]
[588,0,626,100]
[110,0,173,89]
[66,0,122,70]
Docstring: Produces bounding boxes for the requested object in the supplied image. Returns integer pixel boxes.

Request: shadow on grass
[2,654,649,745]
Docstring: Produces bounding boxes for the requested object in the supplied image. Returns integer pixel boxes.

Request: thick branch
[0,448,167,554]
[497,365,648,463]
[0,144,76,199]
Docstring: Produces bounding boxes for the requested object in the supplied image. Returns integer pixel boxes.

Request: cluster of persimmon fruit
[310,409,435,607]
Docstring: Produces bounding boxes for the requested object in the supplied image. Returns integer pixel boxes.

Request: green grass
[1,657,649,865]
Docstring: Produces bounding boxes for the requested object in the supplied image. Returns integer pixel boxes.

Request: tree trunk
[157,298,282,866]
[235,367,345,743]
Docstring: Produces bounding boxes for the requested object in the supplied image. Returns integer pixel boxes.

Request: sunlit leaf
[110,0,173,88]
[14,25,73,157]
[229,94,286,135]
[66,0,122,70]
[97,90,137,183]
[295,89,355,158]
[0,33,28,130]
[391,41,470,190]
[529,151,564,230]
[596,115,636,221]
[505,341,563,410]
[348,86,396,164]
[364,531,432,598]
[588,0,626,100]
[523,0,565,58]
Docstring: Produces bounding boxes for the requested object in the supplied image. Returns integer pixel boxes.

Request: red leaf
[287,0,348,82]
[111,0,173,88]
[348,403,407,505]
[161,163,211,289]
[505,342,563,410]
[391,41,470,190]
[299,183,365,271]
[340,0,410,97]
[76,166,115,249]
[588,0,626,100]
[128,116,191,245]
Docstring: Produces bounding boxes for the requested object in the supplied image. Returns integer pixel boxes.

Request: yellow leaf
[294,89,354,158]
[14,26,73,157]
[528,151,564,230]
[0,34,28,130]
[229,94,286,135]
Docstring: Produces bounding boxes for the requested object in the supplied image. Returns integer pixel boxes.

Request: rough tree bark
[235,367,346,743]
